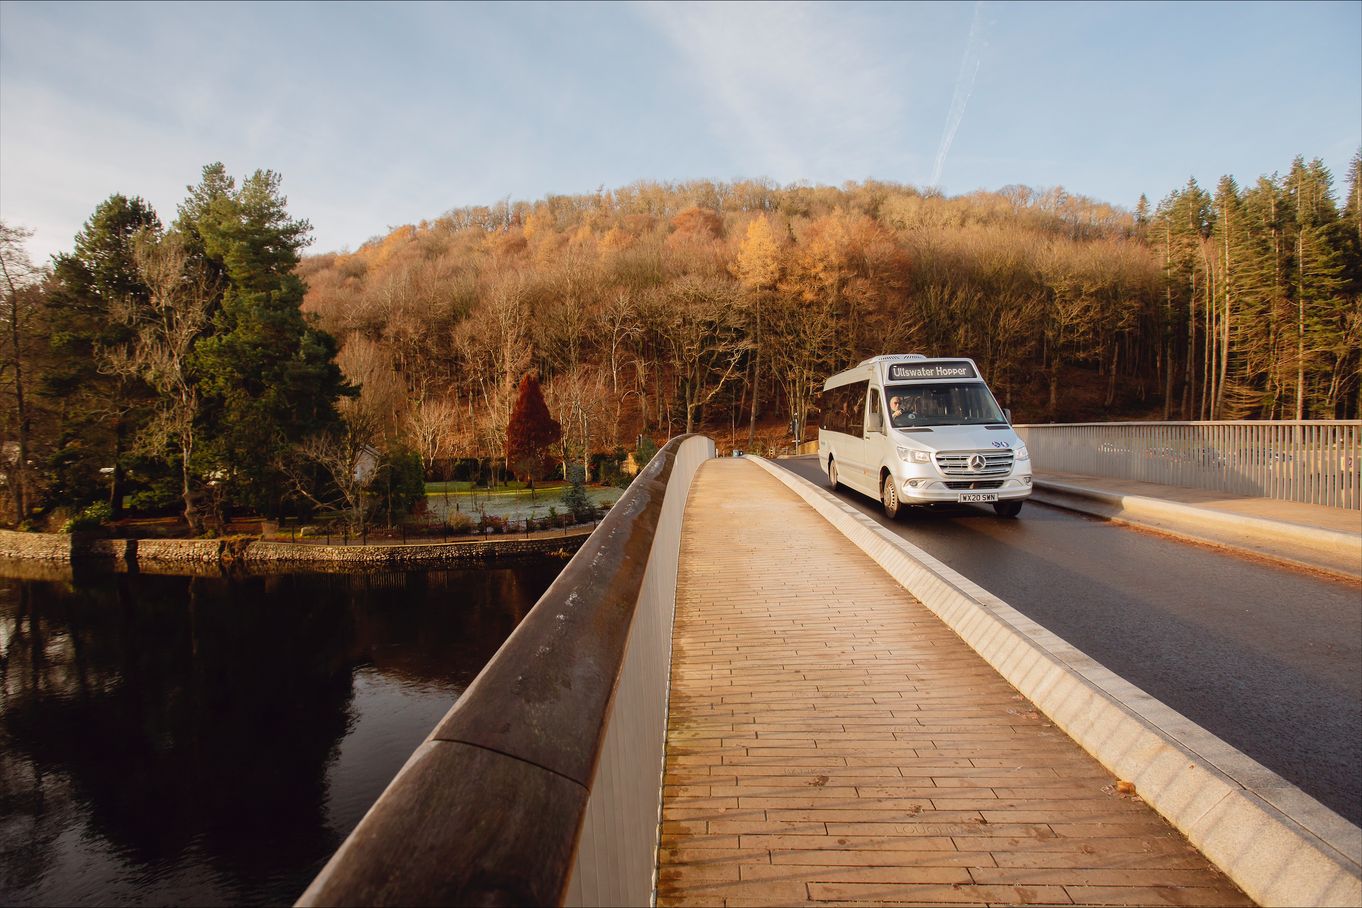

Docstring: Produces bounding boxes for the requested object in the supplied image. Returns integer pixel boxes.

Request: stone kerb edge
[0,527,591,570]
[1031,480,1362,578]
[747,456,1362,908]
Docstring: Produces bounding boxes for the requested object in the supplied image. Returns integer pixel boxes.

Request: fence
[295,434,714,907]
[1014,421,1361,510]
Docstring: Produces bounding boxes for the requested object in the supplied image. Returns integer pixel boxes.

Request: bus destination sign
[888,361,977,381]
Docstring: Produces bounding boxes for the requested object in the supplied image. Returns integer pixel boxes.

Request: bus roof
[823,356,982,390]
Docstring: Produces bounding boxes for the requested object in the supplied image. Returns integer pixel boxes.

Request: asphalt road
[774,454,1362,827]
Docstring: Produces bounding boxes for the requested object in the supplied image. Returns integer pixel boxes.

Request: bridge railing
[296,434,715,907]
[1014,421,1361,509]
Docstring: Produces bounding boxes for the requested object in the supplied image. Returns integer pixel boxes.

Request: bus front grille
[935,450,1014,477]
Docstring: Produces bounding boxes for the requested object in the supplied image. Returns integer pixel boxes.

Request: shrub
[636,436,658,470]
[62,501,113,534]
[562,465,594,522]
[478,513,509,534]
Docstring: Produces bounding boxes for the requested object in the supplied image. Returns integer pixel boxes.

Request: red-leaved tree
[506,373,562,491]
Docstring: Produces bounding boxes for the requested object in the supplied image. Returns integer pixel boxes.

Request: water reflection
[0,561,561,906]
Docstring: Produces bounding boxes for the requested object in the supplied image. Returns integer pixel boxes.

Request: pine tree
[1285,158,1348,416]
[178,164,350,515]
[505,373,561,491]
[1210,177,1274,417]
[44,194,162,513]
[561,462,594,522]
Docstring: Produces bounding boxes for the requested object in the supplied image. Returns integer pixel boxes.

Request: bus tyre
[881,474,901,520]
[993,500,1023,518]
[828,459,840,490]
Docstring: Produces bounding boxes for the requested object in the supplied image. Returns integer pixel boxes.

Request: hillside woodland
[2,154,1359,527]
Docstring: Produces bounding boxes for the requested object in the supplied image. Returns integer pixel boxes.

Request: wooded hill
[299,155,1361,477]
[2,155,1358,526]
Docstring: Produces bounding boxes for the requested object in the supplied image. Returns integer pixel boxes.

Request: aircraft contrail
[930,0,986,188]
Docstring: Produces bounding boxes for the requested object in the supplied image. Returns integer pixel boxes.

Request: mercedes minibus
[817,354,1031,518]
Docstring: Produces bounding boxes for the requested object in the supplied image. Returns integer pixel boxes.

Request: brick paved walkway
[658,459,1250,907]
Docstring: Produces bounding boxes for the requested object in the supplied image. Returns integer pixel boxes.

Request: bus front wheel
[828,459,840,491]
[881,474,902,520]
[994,500,1023,518]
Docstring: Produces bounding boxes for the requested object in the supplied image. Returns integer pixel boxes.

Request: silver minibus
[817,354,1031,518]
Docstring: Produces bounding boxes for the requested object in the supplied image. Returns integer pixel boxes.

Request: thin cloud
[931,0,987,188]
[635,1,905,182]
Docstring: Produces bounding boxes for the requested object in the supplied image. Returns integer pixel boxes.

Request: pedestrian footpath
[1030,471,1361,578]
[657,458,1249,907]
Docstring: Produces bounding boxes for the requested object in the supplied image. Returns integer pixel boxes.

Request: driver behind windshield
[889,393,915,427]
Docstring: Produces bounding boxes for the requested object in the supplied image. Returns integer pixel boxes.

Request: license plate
[958,492,998,503]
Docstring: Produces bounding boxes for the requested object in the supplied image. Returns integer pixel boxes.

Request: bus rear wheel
[993,500,1023,518]
[881,474,902,520]
[828,459,840,490]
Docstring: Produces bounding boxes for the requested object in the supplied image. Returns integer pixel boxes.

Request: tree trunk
[109,414,128,519]
[3,269,27,520]
[180,444,202,536]
[1104,342,1120,409]
[747,297,761,450]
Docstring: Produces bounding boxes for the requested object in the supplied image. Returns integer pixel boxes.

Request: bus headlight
[896,445,931,464]
[1015,444,1030,462]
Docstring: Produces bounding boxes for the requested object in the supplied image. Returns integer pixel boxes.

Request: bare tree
[452,272,532,484]
[287,399,383,535]
[767,294,838,446]
[118,232,216,534]
[405,393,457,479]
[657,276,751,434]
[0,222,42,522]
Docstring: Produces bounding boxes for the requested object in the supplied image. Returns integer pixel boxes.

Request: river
[0,559,563,906]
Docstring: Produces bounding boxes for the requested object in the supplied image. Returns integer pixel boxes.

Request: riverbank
[0,526,592,575]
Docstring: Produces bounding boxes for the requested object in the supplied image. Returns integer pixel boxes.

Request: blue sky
[2,0,1359,263]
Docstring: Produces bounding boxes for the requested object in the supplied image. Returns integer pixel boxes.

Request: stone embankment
[0,528,589,573]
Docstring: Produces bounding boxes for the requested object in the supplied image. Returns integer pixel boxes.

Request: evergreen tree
[1211,177,1275,417]
[44,195,162,513]
[1285,157,1348,416]
[177,164,350,515]
[1239,175,1295,415]
[1346,152,1362,253]
[561,462,594,522]
[1150,181,1213,417]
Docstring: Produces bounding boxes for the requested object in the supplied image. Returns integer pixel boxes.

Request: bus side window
[866,388,882,433]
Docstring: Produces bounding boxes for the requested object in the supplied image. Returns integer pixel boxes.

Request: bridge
[297,424,1361,908]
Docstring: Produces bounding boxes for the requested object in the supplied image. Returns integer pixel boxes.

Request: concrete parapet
[751,456,1362,908]
[297,434,716,907]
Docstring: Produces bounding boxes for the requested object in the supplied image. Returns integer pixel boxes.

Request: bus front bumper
[899,475,1032,504]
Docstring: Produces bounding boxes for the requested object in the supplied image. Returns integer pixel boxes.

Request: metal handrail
[1014,421,1361,509]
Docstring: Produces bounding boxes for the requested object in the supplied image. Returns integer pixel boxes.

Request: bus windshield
[884,382,1006,428]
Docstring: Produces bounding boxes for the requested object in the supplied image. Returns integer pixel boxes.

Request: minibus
[817,354,1031,518]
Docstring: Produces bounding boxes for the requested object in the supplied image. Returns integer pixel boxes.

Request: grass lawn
[424,480,571,496]
[425,484,620,522]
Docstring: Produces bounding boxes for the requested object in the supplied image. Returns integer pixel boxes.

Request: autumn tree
[506,373,561,491]
[658,276,751,435]
[732,215,782,447]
